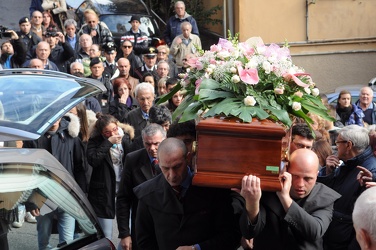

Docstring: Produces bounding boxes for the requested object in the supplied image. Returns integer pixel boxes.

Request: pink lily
[283,73,311,88]
[237,66,259,85]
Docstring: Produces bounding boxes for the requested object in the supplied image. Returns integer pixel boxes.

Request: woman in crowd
[335,90,364,127]
[87,113,134,240]
[142,72,156,89]
[109,77,138,123]
[312,139,333,168]
[42,11,60,32]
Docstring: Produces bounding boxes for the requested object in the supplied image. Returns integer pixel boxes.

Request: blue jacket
[318,146,376,249]
[163,13,199,46]
[355,99,376,125]
[29,0,43,16]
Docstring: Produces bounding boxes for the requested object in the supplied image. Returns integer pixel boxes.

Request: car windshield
[101,14,155,37]
[0,70,105,141]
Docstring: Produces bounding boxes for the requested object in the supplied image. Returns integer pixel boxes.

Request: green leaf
[199,78,221,90]
[172,95,195,120]
[268,107,292,126]
[199,89,234,101]
[253,107,269,120]
[179,102,203,122]
[157,82,182,104]
[238,106,254,122]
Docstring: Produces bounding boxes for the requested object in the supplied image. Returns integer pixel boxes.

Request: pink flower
[195,61,204,70]
[283,73,310,88]
[210,44,221,52]
[218,38,234,51]
[294,91,303,98]
[274,88,284,95]
[195,79,202,95]
[237,66,259,85]
[238,42,255,57]
[209,58,217,65]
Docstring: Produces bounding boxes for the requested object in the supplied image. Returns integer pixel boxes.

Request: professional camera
[0,25,12,39]
[44,32,58,38]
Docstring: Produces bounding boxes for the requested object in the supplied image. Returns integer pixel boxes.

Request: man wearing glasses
[318,125,376,250]
[118,39,142,79]
[290,123,315,153]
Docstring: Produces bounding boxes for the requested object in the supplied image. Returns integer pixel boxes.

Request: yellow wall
[203,0,376,92]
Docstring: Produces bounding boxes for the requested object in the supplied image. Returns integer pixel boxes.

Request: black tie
[172,185,183,200]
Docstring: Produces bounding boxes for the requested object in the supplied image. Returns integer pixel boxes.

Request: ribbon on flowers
[283,73,311,88]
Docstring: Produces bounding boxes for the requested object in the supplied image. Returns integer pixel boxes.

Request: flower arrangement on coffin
[159,34,334,127]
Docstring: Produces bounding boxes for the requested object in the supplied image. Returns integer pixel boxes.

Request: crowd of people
[1,0,376,250]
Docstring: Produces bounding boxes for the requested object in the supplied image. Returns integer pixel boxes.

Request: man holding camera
[0,29,27,69]
[43,27,75,73]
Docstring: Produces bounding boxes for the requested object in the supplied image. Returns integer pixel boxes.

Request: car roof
[0,69,106,141]
[87,0,150,15]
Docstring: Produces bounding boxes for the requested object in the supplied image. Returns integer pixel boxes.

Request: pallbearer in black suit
[116,123,166,250]
[134,138,242,250]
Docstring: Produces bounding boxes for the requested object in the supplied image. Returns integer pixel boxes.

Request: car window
[0,160,98,248]
[100,15,155,37]
[0,71,105,141]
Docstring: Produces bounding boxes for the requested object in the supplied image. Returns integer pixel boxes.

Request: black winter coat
[22,117,87,192]
[87,125,133,218]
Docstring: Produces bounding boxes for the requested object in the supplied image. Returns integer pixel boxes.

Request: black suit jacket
[133,174,241,250]
[116,148,159,247]
[125,107,149,138]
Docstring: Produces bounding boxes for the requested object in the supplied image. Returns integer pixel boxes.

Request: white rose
[262,61,272,74]
[206,68,213,74]
[304,87,311,95]
[230,67,237,74]
[311,88,320,97]
[208,64,216,70]
[232,75,241,83]
[292,102,301,111]
[244,96,256,106]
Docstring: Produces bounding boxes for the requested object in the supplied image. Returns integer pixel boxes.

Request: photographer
[0,29,27,68]
[43,27,75,72]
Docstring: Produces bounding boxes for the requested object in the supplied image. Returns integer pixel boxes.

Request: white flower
[206,67,213,74]
[246,58,258,69]
[230,67,237,74]
[244,96,256,106]
[311,88,320,97]
[292,102,302,111]
[304,87,311,95]
[208,64,216,70]
[232,75,241,83]
[262,61,272,74]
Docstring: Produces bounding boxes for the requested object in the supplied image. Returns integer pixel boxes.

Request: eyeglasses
[292,141,312,150]
[335,140,348,145]
[157,51,166,54]
[122,46,132,49]
[102,126,118,137]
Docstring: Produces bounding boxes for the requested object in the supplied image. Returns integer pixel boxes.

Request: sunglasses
[122,45,132,49]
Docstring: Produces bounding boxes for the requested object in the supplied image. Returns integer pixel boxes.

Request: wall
[202,0,376,93]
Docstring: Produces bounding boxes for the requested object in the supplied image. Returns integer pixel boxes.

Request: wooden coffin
[193,117,286,191]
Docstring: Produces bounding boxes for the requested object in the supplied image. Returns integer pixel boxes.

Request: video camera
[0,25,12,39]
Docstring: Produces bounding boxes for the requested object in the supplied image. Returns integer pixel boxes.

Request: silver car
[0,69,115,249]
